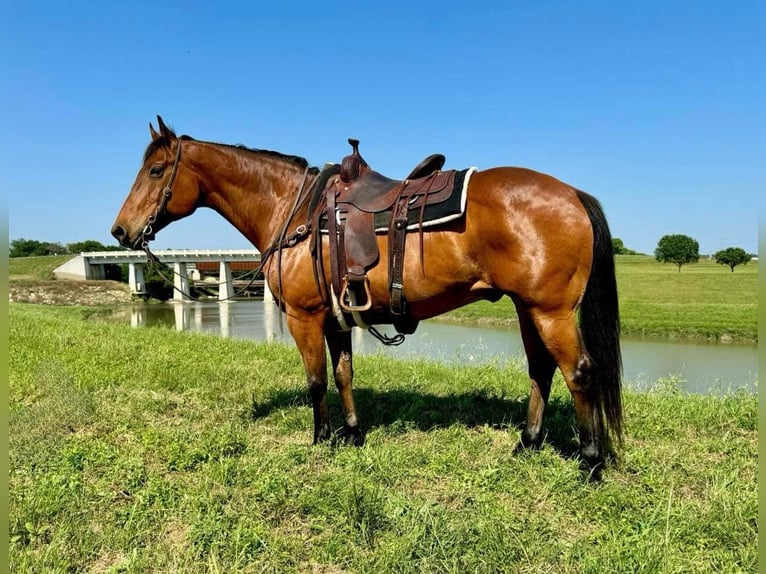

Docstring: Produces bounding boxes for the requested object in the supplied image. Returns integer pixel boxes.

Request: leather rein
[137,143,405,344]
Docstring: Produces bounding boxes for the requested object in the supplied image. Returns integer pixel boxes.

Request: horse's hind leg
[514,305,557,450]
[326,330,363,446]
[530,309,605,476]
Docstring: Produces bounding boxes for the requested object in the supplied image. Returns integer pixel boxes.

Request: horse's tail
[576,189,623,446]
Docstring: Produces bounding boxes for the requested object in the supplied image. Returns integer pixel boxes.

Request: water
[122,301,758,394]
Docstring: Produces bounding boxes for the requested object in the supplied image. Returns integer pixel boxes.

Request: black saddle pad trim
[317,168,471,233]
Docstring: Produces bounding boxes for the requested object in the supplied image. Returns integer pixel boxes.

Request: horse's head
[111,116,201,249]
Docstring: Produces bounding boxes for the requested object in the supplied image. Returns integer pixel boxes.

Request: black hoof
[514,430,543,454]
[313,424,332,444]
[339,425,364,447]
[581,458,604,482]
[579,446,605,482]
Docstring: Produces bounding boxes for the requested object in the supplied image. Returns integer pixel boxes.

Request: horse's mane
[143,126,318,174]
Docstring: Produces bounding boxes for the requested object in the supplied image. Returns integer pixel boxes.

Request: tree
[655,234,699,272]
[713,247,750,272]
[612,238,625,255]
[66,239,125,254]
[10,238,54,257]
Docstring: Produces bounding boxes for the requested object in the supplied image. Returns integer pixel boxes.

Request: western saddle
[310,139,459,336]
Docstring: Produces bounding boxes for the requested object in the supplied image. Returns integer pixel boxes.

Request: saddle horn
[340,138,369,183]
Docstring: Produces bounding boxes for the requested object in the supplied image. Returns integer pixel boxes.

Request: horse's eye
[149,164,165,178]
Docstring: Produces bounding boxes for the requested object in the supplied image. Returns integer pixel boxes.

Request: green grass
[9,255,73,280]
[9,303,757,573]
[442,255,757,342]
[615,255,757,342]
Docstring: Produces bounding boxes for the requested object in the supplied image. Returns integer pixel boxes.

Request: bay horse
[112,116,622,474]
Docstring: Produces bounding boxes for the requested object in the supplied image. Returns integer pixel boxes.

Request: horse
[112,116,622,475]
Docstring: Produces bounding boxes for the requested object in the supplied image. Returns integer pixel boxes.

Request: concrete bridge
[54,249,271,301]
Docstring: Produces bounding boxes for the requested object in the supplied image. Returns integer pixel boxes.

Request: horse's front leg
[286,312,331,443]
[326,329,363,446]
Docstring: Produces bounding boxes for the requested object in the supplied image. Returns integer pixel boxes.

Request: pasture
[8,303,757,573]
[443,255,757,343]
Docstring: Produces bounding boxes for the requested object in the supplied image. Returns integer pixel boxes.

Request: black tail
[576,190,623,445]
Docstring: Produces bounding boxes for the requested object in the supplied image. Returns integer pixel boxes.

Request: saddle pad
[373,167,475,232]
[318,167,475,234]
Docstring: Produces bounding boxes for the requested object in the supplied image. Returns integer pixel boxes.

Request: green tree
[713,247,750,272]
[655,234,699,272]
[10,238,56,257]
[66,239,125,254]
[612,238,625,255]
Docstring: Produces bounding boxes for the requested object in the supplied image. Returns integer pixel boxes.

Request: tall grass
[9,303,757,573]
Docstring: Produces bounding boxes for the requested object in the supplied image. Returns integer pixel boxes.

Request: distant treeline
[10,238,124,258]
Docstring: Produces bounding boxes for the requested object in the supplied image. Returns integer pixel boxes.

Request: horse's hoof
[579,448,605,482]
[341,425,364,447]
[581,459,604,482]
[514,430,543,453]
[313,425,332,444]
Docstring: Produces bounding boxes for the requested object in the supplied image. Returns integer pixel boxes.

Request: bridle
[136,138,314,312]
[139,138,184,252]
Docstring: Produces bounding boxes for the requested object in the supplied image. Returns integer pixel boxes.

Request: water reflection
[125,301,757,394]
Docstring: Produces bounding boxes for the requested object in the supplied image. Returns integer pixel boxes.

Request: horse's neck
[192,141,310,252]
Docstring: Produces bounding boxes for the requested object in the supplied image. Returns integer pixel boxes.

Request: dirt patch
[9,279,133,306]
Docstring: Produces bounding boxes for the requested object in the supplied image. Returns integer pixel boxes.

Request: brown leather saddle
[311,139,459,334]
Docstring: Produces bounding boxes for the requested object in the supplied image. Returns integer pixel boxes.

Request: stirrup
[339,277,372,312]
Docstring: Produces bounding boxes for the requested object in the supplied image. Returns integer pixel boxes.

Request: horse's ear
[149,122,160,141]
[156,115,175,142]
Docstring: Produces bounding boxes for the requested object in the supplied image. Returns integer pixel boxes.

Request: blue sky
[2,1,761,255]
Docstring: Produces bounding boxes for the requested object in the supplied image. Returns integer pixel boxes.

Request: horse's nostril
[111,224,126,241]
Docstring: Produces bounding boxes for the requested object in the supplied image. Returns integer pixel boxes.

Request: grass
[442,255,757,343]
[9,303,758,573]
[9,255,72,280]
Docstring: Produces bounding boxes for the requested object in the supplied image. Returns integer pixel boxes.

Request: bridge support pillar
[173,262,191,301]
[219,262,235,301]
[262,278,273,302]
[128,263,146,294]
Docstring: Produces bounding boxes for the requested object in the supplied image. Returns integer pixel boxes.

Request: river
[121,301,758,394]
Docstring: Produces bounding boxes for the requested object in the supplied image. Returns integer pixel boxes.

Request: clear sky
[3,1,761,256]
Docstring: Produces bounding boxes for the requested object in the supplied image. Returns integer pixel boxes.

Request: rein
[273,165,311,333]
[139,144,314,304]
[137,145,408,346]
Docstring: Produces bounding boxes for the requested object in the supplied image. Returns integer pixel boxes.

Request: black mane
[142,126,318,174]
[223,142,318,174]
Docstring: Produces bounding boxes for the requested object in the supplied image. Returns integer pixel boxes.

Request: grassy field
[442,255,757,342]
[9,255,72,280]
[9,303,757,573]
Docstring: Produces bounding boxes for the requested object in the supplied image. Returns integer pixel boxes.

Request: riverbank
[9,303,757,572]
[9,255,133,306]
[9,254,758,342]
